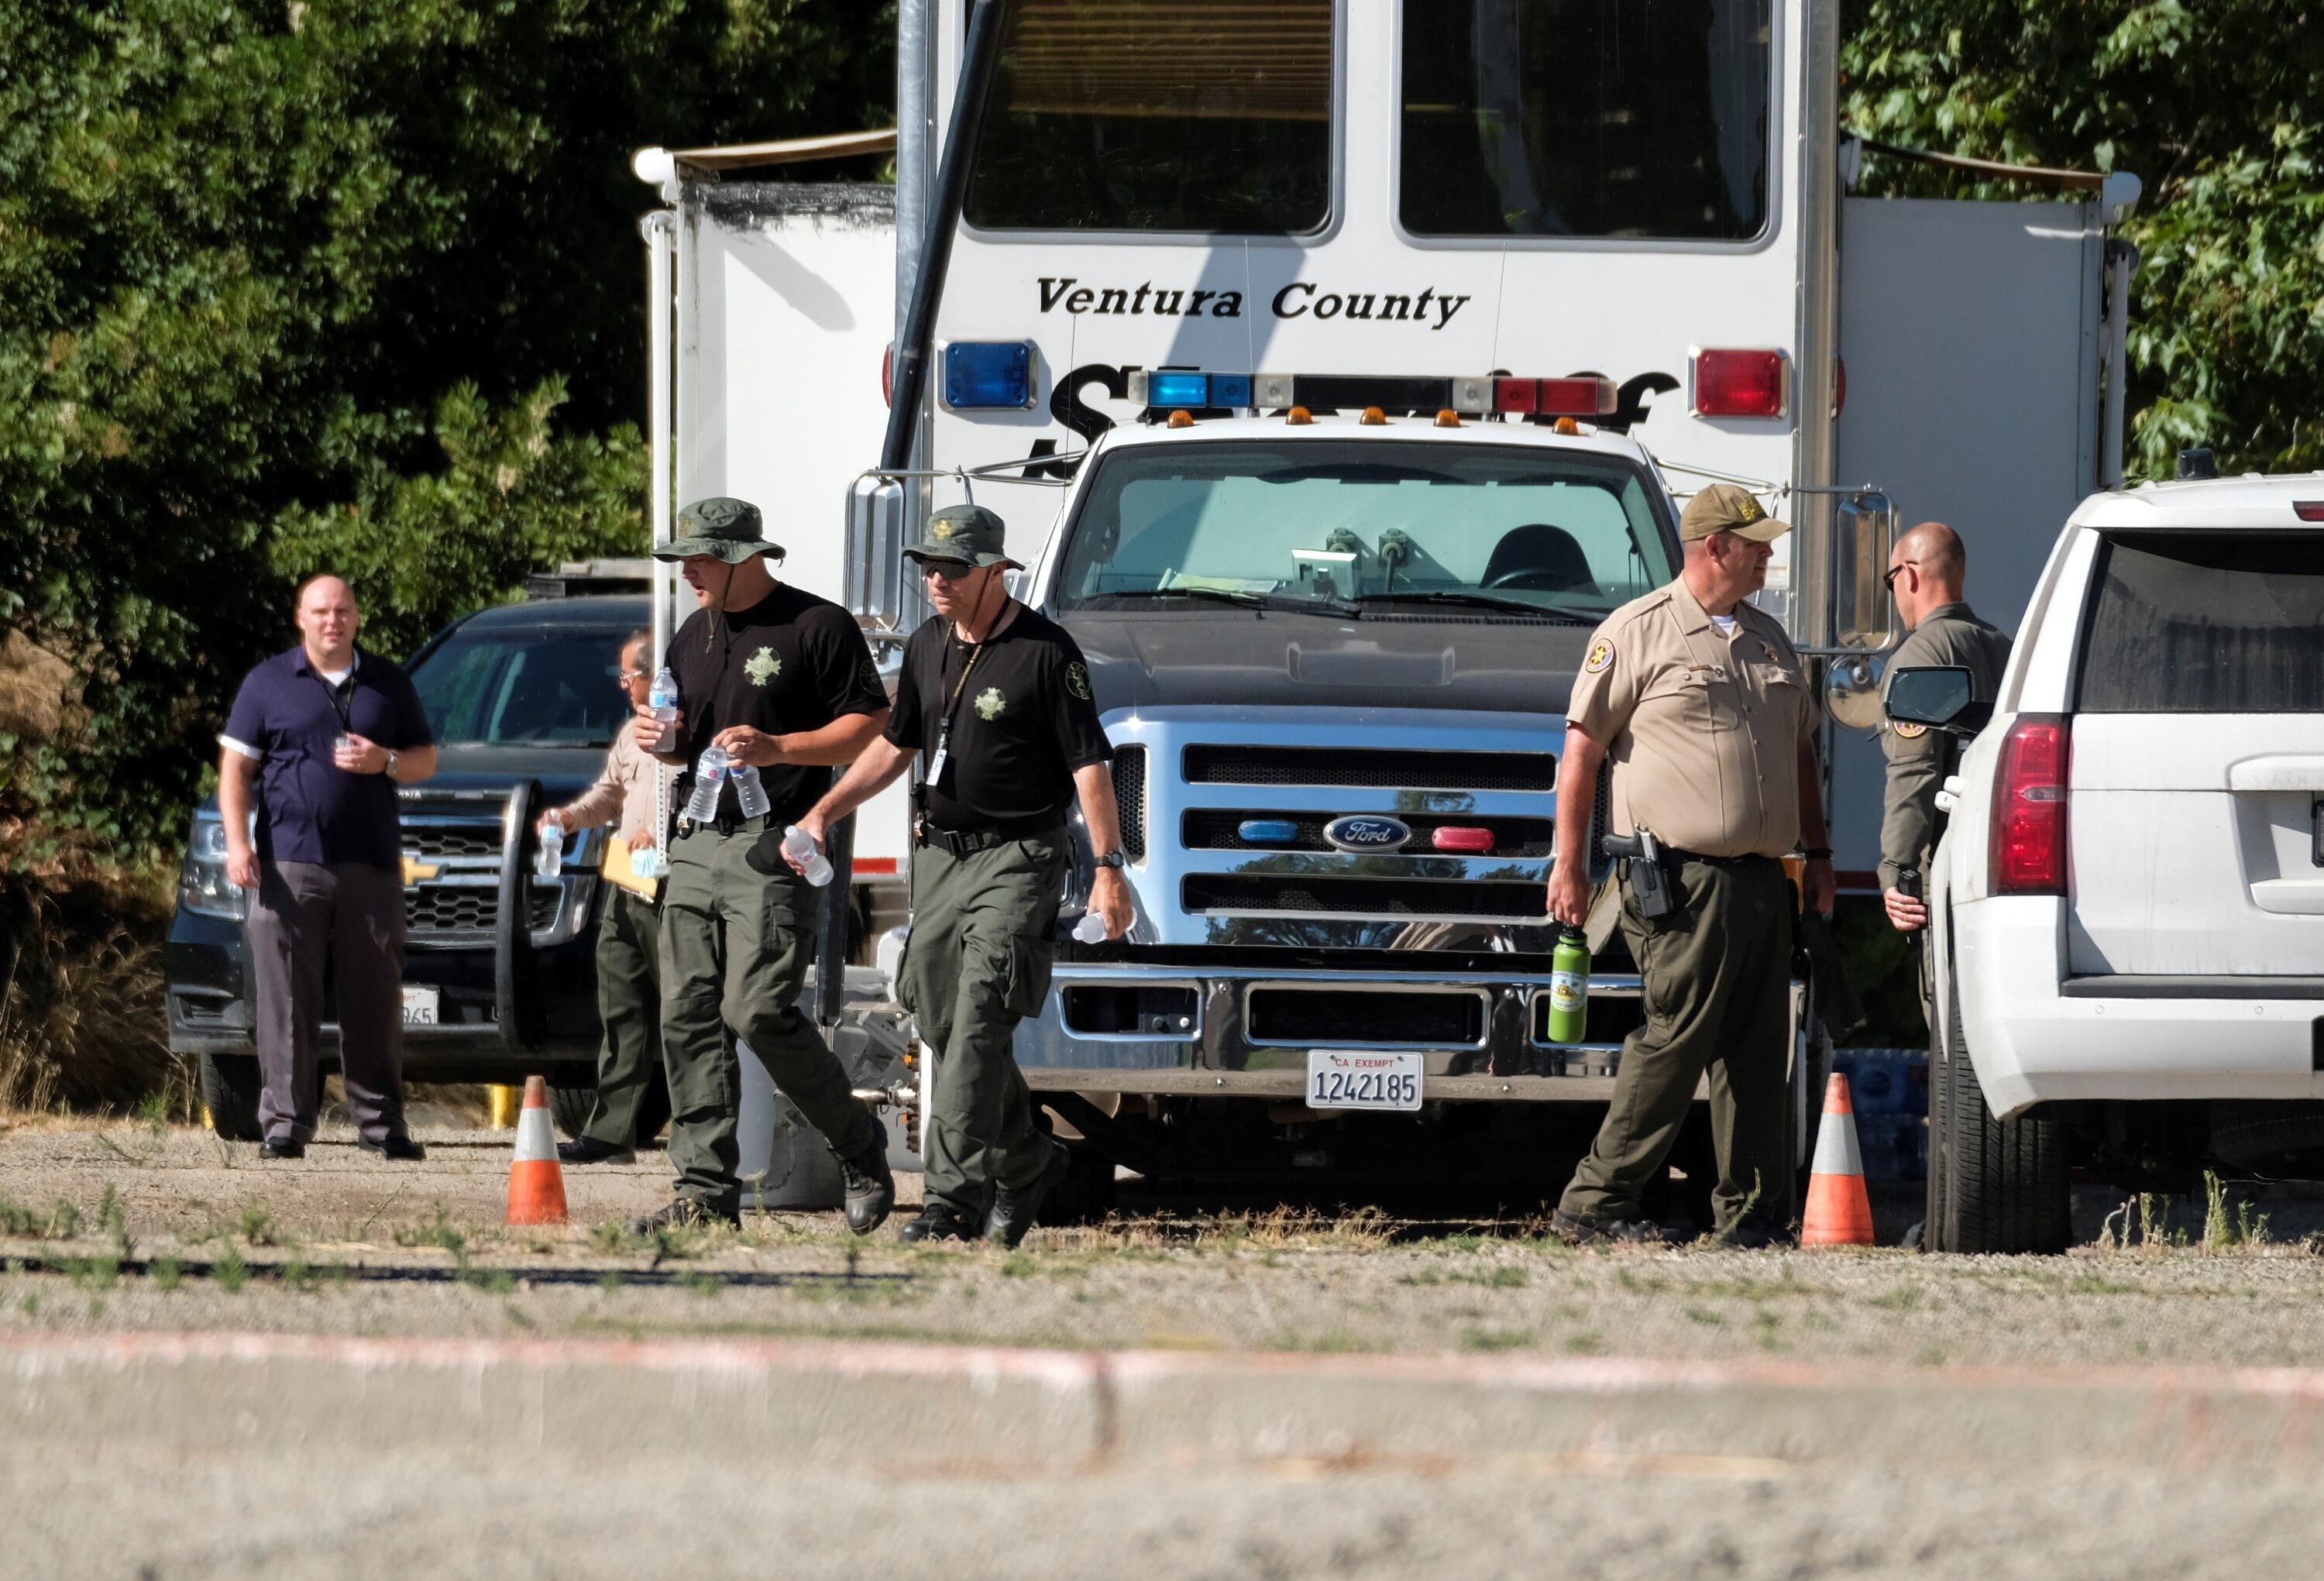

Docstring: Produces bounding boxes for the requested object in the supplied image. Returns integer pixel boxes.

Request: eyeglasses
[920,561,978,583]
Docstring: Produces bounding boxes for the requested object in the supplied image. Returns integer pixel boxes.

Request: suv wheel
[199,1053,266,1143]
[1926,976,2071,1253]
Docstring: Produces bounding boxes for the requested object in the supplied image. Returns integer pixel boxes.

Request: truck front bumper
[1013,962,1662,1102]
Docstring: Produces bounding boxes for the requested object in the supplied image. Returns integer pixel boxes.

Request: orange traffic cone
[1800,1072,1875,1247]
[506,1075,569,1225]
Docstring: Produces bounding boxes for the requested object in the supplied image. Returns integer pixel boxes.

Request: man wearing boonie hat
[792,503,1133,1247]
[622,496,896,1236]
[1542,482,1836,1249]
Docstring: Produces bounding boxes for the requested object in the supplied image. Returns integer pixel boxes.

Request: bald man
[219,575,438,1160]
[1879,524,2011,959]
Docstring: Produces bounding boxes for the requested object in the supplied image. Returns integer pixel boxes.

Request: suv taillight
[1989,715,2071,895]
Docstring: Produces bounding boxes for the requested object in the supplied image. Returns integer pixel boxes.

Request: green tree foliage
[1844,0,2324,479]
[0,1,892,860]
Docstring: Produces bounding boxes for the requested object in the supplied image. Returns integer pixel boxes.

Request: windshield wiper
[1353,589,1598,623]
[1101,587,1361,617]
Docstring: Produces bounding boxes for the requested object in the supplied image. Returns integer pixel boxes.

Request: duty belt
[917,823,1064,858]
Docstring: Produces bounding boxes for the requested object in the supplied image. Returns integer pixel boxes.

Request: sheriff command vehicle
[633,0,2140,1220]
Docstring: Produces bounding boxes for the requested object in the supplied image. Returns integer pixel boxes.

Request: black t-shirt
[885,604,1112,836]
[665,584,889,823]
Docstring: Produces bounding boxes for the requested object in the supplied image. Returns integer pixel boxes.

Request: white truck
[1890,470,2324,1253]
[634,0,2141,1220]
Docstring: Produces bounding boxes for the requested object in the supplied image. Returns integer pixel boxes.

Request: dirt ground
[7,1115,2324,1366]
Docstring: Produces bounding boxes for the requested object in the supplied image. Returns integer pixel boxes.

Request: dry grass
[0,867,187,1120]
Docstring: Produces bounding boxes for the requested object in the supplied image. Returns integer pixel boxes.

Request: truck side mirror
[1831,489,1896,650]
[1886,665,1991,736]
[844,475,908,627]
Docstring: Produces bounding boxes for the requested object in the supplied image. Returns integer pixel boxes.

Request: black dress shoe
[835,1119,895,1236]
[359,1134,426,1162]
[985,1139,1071,1249]
[259,1138,304,1160]
[558,1136,637,1165]
[898,1205,975,1244]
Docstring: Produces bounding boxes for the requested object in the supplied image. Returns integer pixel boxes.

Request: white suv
[1889,475,2324,1253]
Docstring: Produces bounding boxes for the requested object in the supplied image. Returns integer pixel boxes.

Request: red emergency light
[1492,376,1616,418]
[1431,826,1495,854]
[1691,348,1788,419]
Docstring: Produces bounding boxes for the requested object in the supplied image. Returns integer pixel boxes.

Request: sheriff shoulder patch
[1893,720,1928,739]
[1583,638,1615,675]
[1065,662,1092,701]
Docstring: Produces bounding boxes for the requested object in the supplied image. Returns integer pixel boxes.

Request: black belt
[918,823,1064,858]
[1658,847,1779,869]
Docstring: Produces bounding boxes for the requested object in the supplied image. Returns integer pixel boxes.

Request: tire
[1926,975,2071,1253]
[199,1053,266,1142]
[548,1068,672,1145]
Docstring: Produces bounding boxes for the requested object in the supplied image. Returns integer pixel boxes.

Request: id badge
[928,726,951,789]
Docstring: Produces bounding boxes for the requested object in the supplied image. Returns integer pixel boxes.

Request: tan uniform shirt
[1878,602,2012,891]
[562,728,662,849]
[1568,577,1818,859]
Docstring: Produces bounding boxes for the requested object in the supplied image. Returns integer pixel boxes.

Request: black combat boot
[898,1204,975,1244]
[836,1119,896,1236]
[984,1139,1071,1249]
[624,1198,737,1237]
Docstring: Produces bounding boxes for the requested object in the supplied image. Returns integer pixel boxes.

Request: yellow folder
[601,835,661,902]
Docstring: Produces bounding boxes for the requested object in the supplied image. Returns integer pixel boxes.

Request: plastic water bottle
[1072,911,1109,944]
[535,813,564,879]
[685,746,729,823]
[647,667,679,751]
[732,761,771,819]
[1545,926,1590,1044]
[782,826,832,887]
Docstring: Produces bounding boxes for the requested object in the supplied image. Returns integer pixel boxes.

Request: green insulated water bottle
[1547,926,1590,1044]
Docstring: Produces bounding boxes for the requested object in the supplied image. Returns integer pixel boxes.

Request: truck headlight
[179,817,248,920]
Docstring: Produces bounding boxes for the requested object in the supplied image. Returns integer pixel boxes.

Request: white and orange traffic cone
[1800,1072,1875,1247]
[506,1075,569,1226]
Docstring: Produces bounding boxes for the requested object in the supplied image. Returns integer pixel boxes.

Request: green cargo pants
[659,820,875,1215]
[1559,854,1795,1232]
[899,831,1069,1221]
[579,885,662,1150]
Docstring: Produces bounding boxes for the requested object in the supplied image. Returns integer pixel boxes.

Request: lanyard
[308,661,357,734]
[929,590,1005,786]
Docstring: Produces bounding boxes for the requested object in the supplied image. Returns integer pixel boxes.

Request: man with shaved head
[1879,524,2011,973]
[218,574,438,1160]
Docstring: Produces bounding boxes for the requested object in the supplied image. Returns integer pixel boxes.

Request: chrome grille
[406,825,500,859]
[1183,744,1555,792]
[406,887,559,934]
[1109,746,1147,861]
[1182,874,1548,920]
[1182,809,1556,858]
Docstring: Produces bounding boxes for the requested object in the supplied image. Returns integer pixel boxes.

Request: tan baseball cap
[1679,483,1790,543]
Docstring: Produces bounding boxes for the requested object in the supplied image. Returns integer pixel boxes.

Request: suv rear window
[2075,532,2324,713]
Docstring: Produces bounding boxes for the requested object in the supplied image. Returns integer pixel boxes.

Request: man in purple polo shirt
[218,575,438,1160]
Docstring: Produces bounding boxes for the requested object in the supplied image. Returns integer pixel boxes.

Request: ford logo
[1323,815,1412,852]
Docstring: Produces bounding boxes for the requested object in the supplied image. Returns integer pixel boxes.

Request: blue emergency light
[1237,819,1301,845]
[942,341,1036,410]
[1133,370,1254,413]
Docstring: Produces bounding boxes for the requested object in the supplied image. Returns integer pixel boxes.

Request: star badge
[744,647,781,686]
[975,686,1006,720]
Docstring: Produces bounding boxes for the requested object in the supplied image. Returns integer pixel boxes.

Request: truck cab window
[1401,0,1771,241]
[409,628,629,747]
[964,0,1333,234]
[1055,441,1674,615]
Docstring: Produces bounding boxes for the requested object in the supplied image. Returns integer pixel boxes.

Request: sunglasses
[920,560,980,583]
[1882,562,1919,592]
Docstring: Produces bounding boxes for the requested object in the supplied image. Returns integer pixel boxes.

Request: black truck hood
[400,743,602,805]
[1059,608,1587,717]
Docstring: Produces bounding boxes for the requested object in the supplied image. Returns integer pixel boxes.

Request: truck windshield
[964,0,1332,233]
[1400,0,1771,241]
[1054,440,1675,617]
[407,625,631,748]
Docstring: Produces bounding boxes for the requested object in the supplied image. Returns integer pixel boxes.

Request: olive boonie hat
[902,504,1019,569]
[1679,483,1790,544]
[653,496,786,564]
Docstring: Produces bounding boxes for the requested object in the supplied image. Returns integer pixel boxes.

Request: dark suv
[167,583,666,1140]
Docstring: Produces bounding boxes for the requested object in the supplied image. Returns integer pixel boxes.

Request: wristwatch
[383,750,400,779]
[1093,851,1126,870]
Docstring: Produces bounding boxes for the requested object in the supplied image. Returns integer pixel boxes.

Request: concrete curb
[9,1332,2324,1475]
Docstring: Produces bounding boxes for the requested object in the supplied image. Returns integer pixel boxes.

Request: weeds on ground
[393,1207,465,1256]
[152,1256,181,1292]
[2201,1171,2271,1253]
[237,1206,278,1247]
[1464,1326,1534,1352]
[0,1195,81,1239]
[212,1242,249,1293]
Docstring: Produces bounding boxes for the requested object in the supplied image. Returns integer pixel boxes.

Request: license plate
[401,985,440,1028]
[1305,1050,1424,1112]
